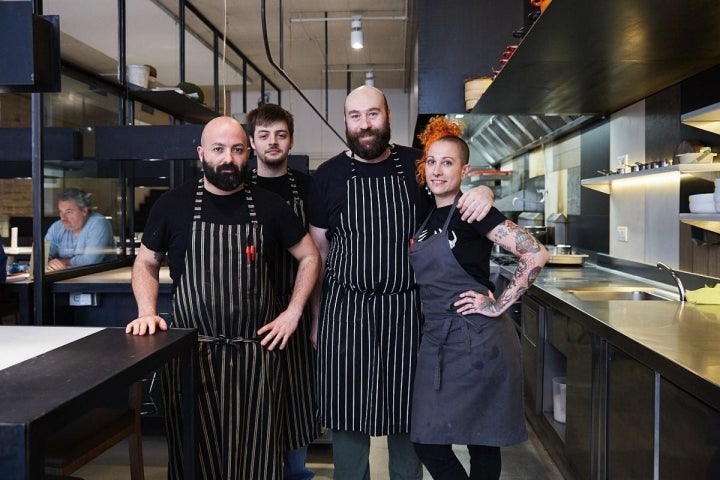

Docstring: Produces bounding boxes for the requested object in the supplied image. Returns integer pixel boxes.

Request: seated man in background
[44,188,116,270]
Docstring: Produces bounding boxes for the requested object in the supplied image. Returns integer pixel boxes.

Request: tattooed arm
[455,220,549,317]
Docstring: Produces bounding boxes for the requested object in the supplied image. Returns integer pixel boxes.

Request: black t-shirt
[308,145,431,237]
[252,168,312,221]
[416,205,506,291]
[142,178,306,289]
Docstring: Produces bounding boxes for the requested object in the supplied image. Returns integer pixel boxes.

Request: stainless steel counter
[500,261,720,408]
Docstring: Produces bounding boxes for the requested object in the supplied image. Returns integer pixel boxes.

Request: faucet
[657,262,686,302]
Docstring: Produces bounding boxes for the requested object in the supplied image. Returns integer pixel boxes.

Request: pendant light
[351,17,363,50]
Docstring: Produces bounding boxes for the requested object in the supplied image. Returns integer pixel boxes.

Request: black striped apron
[317,149,420,436]
[162,179,285,479]
[251,169,318,450]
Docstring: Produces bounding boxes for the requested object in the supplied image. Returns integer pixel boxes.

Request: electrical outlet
[616,226,628,242]
[69,293,97,306]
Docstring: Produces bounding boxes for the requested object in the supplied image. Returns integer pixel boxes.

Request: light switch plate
[616,226,628,242]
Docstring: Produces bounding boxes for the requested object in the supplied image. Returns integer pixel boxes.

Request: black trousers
[413,442,501,480]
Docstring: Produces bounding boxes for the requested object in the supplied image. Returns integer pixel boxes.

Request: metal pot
[547,244,573,255]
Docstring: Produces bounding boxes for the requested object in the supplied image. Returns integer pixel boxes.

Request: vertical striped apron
[162,179,285,479]
[251,169,318,450]
[317,150,420,436]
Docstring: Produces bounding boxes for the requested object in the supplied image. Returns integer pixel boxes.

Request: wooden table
[0,326,197,479]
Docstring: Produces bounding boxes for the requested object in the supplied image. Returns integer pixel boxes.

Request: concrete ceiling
[43,0,414,93]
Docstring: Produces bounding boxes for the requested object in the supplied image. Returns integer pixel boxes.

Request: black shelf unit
[129,86,216,124]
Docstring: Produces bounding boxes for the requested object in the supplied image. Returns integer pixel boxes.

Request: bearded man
[126,116,320,479]
[308,86,495,479]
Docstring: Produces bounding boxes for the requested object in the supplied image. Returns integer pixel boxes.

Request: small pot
[554,244,573,254]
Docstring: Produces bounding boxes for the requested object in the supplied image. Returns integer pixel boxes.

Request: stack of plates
[689,193,716,213]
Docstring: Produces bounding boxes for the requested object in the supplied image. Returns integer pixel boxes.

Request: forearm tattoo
[494,221,544,308]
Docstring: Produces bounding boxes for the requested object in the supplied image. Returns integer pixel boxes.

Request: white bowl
[677,152,717,164]
[690,193,715,203]
[689,198,716,213]
[690,203,716,213]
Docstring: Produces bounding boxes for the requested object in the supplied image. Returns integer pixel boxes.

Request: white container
[127,64,150,88]
[552,376,567,423]
[677,152,717,164]
[690,193,716,213]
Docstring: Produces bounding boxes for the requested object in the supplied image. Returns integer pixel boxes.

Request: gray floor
[73,420,565,479]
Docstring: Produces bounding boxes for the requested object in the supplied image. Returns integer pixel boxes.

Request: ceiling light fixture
[351,17,363,50]
[365,71,374,87]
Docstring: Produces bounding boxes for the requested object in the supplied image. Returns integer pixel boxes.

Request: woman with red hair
[409,117,549,480]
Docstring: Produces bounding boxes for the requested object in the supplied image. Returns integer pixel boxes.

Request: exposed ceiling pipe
[260,0,347,147]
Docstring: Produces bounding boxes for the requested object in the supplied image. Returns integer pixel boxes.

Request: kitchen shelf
[679,214,720,235]
[128,85,216,124]
[681,102,720,136]
[462,169,512,188]
[581,164,720,194]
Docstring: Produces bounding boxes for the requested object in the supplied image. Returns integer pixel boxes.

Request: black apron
[162,179,285,479]
[251,169,318,450]
[408,200,527,446]
[317,148,420,436]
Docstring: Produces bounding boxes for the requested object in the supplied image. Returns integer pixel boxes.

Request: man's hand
[46,258,70,271]
[457,185,494,222]
[125,314,168,335]
[258,306,302,351]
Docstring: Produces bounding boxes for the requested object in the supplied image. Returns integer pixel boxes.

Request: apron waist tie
[198,334,262,345]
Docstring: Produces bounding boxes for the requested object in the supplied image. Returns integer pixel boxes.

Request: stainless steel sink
[560,286,673,301]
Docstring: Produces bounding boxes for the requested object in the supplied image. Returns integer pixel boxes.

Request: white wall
[608,101,680,267]
[231,88,413,170]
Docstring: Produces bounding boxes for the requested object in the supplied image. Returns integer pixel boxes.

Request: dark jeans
[413,443,501,480]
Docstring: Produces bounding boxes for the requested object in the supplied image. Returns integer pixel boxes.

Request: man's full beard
[202,160,248,191]
[345,123,391,160]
